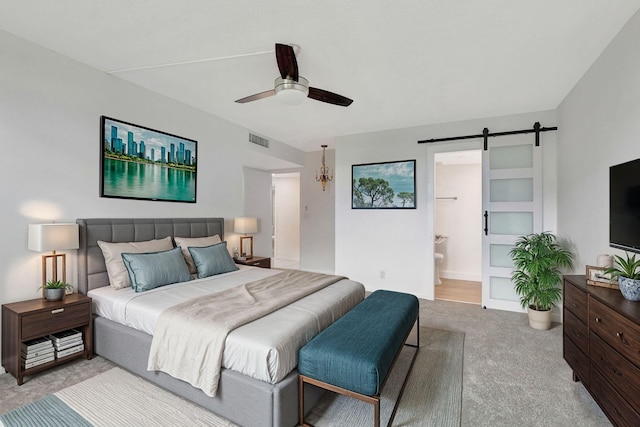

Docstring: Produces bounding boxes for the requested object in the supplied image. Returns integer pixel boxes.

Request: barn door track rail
[417,122,557,150]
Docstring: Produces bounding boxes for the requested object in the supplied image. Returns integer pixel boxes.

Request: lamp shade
[234,217,258,234]
[28,223,79,252]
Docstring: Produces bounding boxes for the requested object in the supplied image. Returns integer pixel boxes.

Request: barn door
[481,134,542,311]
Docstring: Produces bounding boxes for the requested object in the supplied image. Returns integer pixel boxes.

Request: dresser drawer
[590,331,640,415]
[564,308,588,353]
[564,279,588,320]
[590,366,640,427]
[564,333,589,386]
[590,296,640,363]
[21,302,90,340]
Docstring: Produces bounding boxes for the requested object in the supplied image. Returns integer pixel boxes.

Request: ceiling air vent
[249,133,269,148]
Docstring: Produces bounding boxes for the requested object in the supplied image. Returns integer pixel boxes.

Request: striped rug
[1,326,463,427]
[0,368,234,427]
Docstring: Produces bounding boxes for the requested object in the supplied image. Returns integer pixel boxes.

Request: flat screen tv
[610,158,640,253]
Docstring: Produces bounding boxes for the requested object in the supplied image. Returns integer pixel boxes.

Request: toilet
[434,253,444,285]
[434,235,447,286]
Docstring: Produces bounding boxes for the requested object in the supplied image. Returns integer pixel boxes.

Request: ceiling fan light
[275,76,309,105]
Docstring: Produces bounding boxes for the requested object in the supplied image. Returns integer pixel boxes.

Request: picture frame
[352,159,416,209]
[586,265,619,289]
[100,116,197,203]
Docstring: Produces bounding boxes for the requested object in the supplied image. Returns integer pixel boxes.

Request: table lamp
[234,217,258,259]
[28,223,79,297]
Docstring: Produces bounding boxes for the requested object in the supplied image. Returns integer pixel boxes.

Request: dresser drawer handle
[572,303,578,308]
[51,308,64,314]
[594,317,601,323]
[616,332,624,339]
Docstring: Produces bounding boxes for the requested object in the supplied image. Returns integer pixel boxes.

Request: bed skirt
[93,316,325,427]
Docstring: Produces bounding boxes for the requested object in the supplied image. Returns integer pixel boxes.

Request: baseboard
[440,270,481,282]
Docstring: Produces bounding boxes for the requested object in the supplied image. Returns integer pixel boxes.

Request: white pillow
[174,235,222,274]
[97,236,173,289]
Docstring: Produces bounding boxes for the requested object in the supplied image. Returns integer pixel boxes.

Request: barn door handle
[484,211,488,235]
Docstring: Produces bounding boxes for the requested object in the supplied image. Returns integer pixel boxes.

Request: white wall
[300,149,336,274]
[242,168,274,258]
[336,110,557,300]
[435,161,482,282]
[0,30,304,353]
[273,173,300,261]
[558,10,640,271]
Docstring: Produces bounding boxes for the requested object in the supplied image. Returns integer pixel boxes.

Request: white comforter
[88,266,364,384]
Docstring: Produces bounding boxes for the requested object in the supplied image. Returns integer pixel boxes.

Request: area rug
[0,367,235,427]
[306,326,464,427]
[1,326,463,427]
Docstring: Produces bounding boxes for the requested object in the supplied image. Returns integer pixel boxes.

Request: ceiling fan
[235,43,353,107]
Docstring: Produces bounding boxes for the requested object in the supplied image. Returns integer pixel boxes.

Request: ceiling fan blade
[235,89,276,104]
[275,43,299,81]
[308,87,353,107]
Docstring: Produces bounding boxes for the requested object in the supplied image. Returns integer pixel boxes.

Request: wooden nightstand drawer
[235,256,271,269]
[22,302,90,340]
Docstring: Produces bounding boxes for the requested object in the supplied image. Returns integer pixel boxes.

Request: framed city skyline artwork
[100,116,197,203]
[352,159,416,209]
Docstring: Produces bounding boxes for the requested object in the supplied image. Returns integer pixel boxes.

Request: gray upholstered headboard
[76,218,225,295]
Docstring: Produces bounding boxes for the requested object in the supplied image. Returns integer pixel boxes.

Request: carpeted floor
[1,326,463,427]
[1,297,611,426]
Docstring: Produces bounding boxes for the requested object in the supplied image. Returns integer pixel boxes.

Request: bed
[76,218,365,427]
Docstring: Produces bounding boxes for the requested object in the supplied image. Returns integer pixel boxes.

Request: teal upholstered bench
[298,290,419,427]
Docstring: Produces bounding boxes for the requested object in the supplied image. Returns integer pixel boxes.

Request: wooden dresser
[563,275,640,426]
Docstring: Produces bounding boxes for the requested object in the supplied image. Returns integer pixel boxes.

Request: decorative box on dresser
[563,275,640,427]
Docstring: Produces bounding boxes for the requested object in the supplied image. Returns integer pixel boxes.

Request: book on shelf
[21,337,53,352]
[50,329,82,344]
[56,343,84,358]
[22,350,55,365]
[21,347,54,360]
[54,338,83,351]
[23,354,55,369]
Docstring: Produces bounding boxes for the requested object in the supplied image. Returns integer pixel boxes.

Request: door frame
[425,140,483,301]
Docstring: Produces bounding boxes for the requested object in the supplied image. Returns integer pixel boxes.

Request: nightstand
[1,293,93,385]
[235,256,271,269]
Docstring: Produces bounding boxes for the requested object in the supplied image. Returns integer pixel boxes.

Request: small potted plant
[40,280,73,301]
[510,232,573,330]
[604,252,640,301]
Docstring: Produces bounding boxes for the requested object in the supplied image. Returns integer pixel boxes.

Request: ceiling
[1,1,639,152]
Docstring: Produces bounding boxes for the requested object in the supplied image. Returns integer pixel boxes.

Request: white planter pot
[527,306,552,330]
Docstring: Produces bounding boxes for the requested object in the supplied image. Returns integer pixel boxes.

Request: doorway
[434,150,482,304]
[272,172,300,269]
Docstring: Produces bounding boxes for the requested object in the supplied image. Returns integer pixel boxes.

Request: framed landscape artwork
[100,116,197,203]
[352,159,416,209]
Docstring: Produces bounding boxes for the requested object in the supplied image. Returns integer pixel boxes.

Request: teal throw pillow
[188,241,239,279]
[121,247,192,292]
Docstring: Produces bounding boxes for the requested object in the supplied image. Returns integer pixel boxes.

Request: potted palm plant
[604,252,640,301]
[40,280,73,301]
[510,232,573,330]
